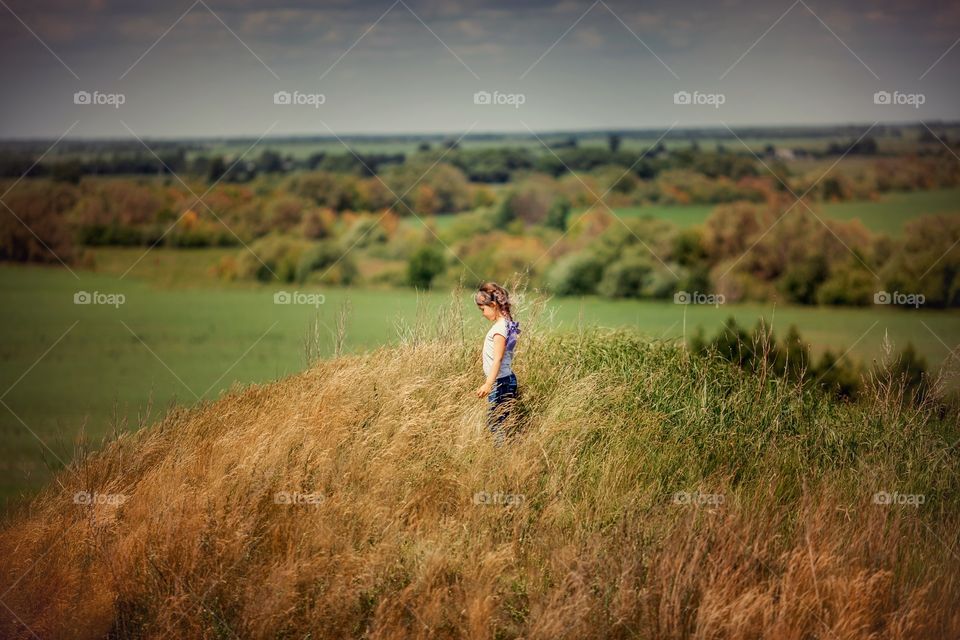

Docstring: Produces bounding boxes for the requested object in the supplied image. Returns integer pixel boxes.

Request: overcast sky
[1,0,958,138]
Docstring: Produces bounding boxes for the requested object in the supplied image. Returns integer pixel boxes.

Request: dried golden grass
[0,317,957,639]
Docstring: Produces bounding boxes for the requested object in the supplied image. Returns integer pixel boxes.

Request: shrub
[287,171,360,211]
[407,244,446,289]
[296,240,357,285]
[0,181,78,263]
[268,196,309,232]
[236,234,312,283]
[342,216,388,250]
[544,197,571,231]
[688,317,924,401]
[779,255,829,304]
[598,254,653,298]
[816,263,875,306]
[547,251,605,295]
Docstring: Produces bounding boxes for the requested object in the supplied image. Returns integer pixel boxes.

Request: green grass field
[2,255,958,503]
[821,188,960,235]
[593,203,716,228]
[564,187,960,234]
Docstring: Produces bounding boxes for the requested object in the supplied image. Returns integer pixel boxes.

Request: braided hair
[475,282,521,350]
[475,282,512,320]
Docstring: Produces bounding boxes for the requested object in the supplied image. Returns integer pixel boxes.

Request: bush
[816,263,875,306]
[341,216,388,250]
[688,317,925,401]
[296,240,357,285]
[287,171,359,210]
[236,234,313,283]
[598,254,653,298]
[497,175,557,226]
[268,196,309,232]
[545,197,571,231]
[0,181,78,263]
[407,244,446,289]
[548,251,605,295]
[779,255,829,304]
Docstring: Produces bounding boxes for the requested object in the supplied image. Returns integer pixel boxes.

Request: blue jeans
[487,373,517,446]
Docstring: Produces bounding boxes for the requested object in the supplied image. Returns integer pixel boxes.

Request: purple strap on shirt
[505,320,521,351]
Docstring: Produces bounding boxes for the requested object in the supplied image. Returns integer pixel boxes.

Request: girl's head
[475,282,512,322]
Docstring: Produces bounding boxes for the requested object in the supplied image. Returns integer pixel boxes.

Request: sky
[1,0,958,138]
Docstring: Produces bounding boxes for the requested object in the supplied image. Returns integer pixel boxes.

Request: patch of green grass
[596,187,960,235]
[822,187,960,235]
[88,246,237,287]
[596,203,715,228]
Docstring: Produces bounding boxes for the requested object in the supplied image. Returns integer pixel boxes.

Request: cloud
[573,26,605,48]
[454,19,486,39]
[626,11,664,29]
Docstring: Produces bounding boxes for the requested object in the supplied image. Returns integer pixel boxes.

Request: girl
[474,283,520,445]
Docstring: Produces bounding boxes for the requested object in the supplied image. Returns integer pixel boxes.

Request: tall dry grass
[1,294,958,639]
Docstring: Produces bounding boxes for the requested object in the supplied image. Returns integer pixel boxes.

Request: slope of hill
[1,320,958,639]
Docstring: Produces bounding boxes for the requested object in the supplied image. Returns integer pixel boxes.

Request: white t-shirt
[482,318,514,379]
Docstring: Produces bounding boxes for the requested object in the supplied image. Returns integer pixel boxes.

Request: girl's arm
[476,333,507,397]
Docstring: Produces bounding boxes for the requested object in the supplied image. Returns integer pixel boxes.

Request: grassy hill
[1,314,958,638]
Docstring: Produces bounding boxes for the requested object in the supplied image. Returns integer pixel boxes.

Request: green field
[561,187,960,234]
[822,188,960,235]
[593,203,716,228]
[1,256,958,503]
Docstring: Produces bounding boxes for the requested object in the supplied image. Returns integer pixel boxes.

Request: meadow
[408,187,960,234]
[2,126,958,506]
[561,187,960,233]
[821,187,960,235]
[1,318,957,638]
[1,253,957,502]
